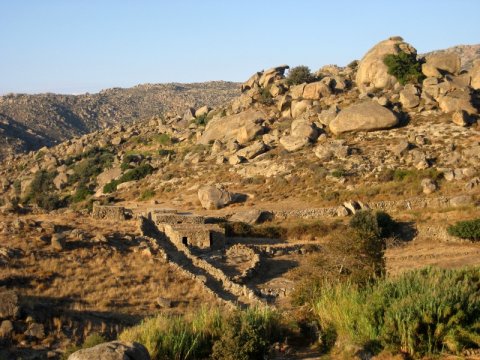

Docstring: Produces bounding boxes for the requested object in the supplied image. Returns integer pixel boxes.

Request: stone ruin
[145,209,226,251]
[92,204,127,221]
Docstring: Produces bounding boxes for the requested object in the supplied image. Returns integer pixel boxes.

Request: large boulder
[356,36,417,91]
[437,89,477,114]
[235,140,267,160]
[291,119,318,140]
[424,52,461,75]
[329,101,398,135]
[279,135,310,152]
[68,341,150,360]
[302,81,331,100]
[470,59,480,90]
[198,109,265,145]
[198,184,234,210]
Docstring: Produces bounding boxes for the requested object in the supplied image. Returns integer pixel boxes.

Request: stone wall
[272,195,459,220]
[226,244,261,283]
[153,213,205,225]
[92,204,126,221]
[159,223,225,251]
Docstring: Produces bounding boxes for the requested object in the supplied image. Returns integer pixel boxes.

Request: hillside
[0,81,239,160]
[1,37,480,359]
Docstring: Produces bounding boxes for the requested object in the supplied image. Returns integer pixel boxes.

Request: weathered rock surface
[356,36,417,91]
[198,184,234,210]
[329,101,398,135]
[424,52,461,75]
[198,109,265,145]
[68,341,150,360]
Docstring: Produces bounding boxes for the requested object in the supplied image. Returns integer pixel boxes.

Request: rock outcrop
[198,184,234,210]
[198,109,266,145]
[356,36,417,91]
[329,101,398,135]
[68,341,150,360]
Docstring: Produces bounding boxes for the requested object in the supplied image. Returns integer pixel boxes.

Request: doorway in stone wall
[182,237,188,246]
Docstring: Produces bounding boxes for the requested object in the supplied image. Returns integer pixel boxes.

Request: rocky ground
[1,36,480,359]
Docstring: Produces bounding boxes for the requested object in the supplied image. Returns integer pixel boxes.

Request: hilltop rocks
[470,60,480,90]
[437,89,477,114]
[236,140,267,160]
[198,109,265,145]
[424,52,461,75]
[329,101,398,135]
[68,341,150,360]
[198,184,234,210]
[356,36,417,91]
[241,65,289,92]
[399,84,420,109]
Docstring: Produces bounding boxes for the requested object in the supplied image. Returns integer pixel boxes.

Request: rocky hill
[423,43,480,70]
[1,37,480,359]
[0,81,239,160]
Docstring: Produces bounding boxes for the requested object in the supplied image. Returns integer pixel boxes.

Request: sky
[0,0,479,95]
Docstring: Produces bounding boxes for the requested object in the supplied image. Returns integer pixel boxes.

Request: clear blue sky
[1,0,479,94]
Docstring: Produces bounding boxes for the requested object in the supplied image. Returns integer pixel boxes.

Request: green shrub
[119,164,154,182]
[119,307,281,360]
[67,147,114,185]
[383,51,424,85]
[103,180,119,194]
[139,188,155,201]
[71,183,93,203]
[193,114,209,126]
[286,65,316,86]
[211,307,282,360]
[158,149,175,157]
[331,168,347,178]
[103,164,154,193]
[349,210,395,238]
[448,219,480,241]
[23,170,64,210]
[120,308,221,360]
[62,333,107,359]
[259,88,274,105]
[154,133,171,146]
[313,267,480,357]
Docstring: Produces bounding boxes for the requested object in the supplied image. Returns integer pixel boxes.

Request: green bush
[286,65,316,86]
[211,307,282,360]
[62,333,106,359]
[313,267,480,357]
[193,114,209,126]
[119,307,282,360]
[383,51,424,85]
[103,164,154,193]
[103,180,119,194]
[349,210,395,239]
[120,164,154,182]
[23,170,64,210]
[259,88,274,105]
[67,147,114,185]
[448,219,480,241]
[139,188,156,201]
[154,133,171,146]
[70,183,93,203]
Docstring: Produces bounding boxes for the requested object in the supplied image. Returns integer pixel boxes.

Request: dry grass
[0,213,216,316]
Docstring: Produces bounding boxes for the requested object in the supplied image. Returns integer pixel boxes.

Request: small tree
[286,65,316,86]
[383,51,424,85]
[447,219,480,241]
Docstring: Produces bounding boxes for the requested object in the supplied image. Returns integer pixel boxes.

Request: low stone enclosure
[92,204,130,221]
